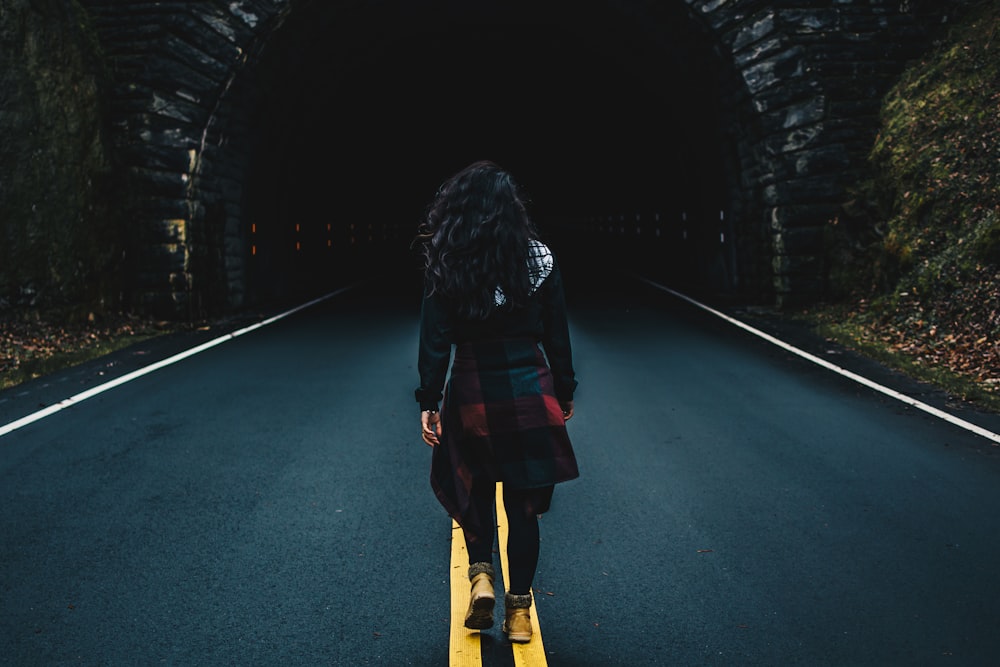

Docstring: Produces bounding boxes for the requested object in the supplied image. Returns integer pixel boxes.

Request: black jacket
[415,253,577,412]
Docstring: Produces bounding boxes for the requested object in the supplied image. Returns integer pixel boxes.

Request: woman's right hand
[560,400,574,421]
[421,410,441,447]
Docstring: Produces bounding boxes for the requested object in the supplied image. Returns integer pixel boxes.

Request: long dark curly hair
[415,160,539,320]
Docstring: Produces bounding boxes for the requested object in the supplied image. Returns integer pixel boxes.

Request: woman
[414,160,579,644]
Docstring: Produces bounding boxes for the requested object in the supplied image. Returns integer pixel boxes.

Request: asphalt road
[3,272,1000,666]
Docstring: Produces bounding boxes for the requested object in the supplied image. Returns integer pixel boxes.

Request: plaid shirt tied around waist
[430,337,579,535]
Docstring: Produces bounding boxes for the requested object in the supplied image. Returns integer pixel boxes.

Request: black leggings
[464,482,554,596]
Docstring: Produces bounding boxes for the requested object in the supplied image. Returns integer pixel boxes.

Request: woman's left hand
[421,410,441,447]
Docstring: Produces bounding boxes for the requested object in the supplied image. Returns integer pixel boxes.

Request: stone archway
[78,0,970,316]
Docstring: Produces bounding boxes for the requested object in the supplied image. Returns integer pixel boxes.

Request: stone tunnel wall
[687,0,977,305]
[2,0,983,318]
[75,0,292,318]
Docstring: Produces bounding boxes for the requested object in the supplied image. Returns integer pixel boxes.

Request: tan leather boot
[502,592,533,643]
[464,562,495,629]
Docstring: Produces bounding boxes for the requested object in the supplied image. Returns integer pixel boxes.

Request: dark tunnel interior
[242,1,734,305]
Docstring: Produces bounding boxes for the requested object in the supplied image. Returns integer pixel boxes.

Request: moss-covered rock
[819,0,1000,402]
[0,0,123,320]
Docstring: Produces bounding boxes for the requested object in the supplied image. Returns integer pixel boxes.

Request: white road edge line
[637,275,1000,446]
[0,284,359,439]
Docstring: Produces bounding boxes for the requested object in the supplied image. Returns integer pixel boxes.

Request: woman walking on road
[413,160,580,643]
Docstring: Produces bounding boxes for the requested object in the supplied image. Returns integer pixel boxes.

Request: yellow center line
[496,482,548,666]
[449,520,482,667]
[448,484,548,666]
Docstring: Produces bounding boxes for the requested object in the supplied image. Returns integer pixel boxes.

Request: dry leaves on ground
[0,314,167,375]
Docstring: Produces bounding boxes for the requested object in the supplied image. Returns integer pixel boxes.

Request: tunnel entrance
[75,0,961,317]
[240,1,736,307]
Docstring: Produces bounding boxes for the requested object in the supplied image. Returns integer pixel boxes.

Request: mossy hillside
[820,0,1000,408]
[0,0,123,319]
